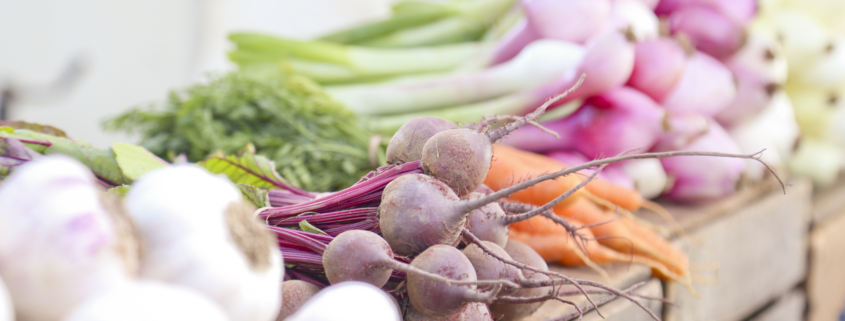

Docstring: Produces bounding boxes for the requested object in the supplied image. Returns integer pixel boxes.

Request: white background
[0,0,395,147]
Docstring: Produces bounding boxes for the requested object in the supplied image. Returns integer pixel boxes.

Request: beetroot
[386,117,458,164]
[406,245,499,318]
[278,281,320,320]
[489,241,552,321]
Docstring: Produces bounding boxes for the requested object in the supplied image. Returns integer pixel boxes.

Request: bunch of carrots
[485,145,695,292]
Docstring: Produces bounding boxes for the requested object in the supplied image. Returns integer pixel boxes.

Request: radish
[489,18,541,65]
[727,91,799,181]
[386,117,459,164]
[621,159,669,200]
[0,156,137,321]
[0,277,10,321]
[661,51,737,116]
[124,165,283,321]
[654,120,746,202]
[285,281,401,321]
[693,0,757,25]
[668,5,746,60]
[488,240,551,321]
[501,87,667,158]
[715,33,788,127]
[63,281,228,321]
[325,39,585,116]
[655,0,693,15]
[545,150,636,189]
[627,37,689,102]
[404,302,492,321]
[278,280,321,321]
[523,0,612,44]
[604,0,660,41]
[369,30,631,132]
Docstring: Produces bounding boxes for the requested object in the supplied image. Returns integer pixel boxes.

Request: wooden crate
[524,264,661,321]
[807,178,845,321]
[654,180,813,321]
[747,289,806,321]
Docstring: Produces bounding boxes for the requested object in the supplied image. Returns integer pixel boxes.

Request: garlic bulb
[63,281,228,321]
[0,156,138,321]
[125,165,283,321]
[286,281,401,321]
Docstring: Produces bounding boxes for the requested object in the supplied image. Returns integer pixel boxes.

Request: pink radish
[627,37,689,102]
[523,0,611,44]
[661,51,737,116]
[653,120,746,202]
[668,5,746,60]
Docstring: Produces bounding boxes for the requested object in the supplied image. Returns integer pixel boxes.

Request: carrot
[493,145,691,241]
[555,198,689,276]
[509,218,694,293]
[486,145,588,211]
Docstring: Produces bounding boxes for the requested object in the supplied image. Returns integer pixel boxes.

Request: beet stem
[571,278,661,321]
[547,282,645,321]
[486,73,586,142]
[385,261,519,289]
[471,115,561,139]
[461,228,600,316]
[463,150,785,214]
[501,163,606,225]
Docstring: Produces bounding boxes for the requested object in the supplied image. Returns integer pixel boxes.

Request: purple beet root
[386,117,458,164]
[278,280,321,321]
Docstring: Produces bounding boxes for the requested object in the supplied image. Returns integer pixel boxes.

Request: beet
[406,245,498,318]
[278,280,320,320]
[322,230,396,287]
[488,241,551,321]
[386,117,458,164]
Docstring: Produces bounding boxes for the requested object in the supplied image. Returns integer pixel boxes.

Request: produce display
[0,0,841,320]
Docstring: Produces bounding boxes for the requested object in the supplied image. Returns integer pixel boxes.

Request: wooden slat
[661,180,812,321]
[810,176,845,225]
[807,208,845,321]
[747,289,806,321]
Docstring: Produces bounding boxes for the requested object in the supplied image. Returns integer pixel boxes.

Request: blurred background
[0,0,394,148]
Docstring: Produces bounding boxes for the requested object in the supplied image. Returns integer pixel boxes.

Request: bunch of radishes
[0,156,284,320]
[489,0,799,202]
[749,0,845,186]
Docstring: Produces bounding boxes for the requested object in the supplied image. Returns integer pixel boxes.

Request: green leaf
[298,220,328,236]
[106,185,131,198]
[0,121,68,137]
[237,183,270,208]
[42,138,129,186]
[199,145,302,192]
[112,142,170,181]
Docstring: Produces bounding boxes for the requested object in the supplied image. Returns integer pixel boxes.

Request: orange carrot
[509,216,694,292]
[555,198,689,276]
[486,145,588,211]
[491,145,643,212]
